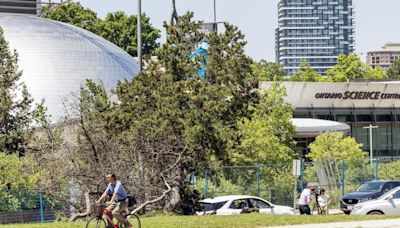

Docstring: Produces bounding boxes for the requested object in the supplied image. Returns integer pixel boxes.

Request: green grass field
[5,214,400,228]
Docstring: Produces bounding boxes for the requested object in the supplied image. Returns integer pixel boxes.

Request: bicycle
[86,203,141,228]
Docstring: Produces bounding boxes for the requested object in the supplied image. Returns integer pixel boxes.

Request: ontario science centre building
[260,81,400,161]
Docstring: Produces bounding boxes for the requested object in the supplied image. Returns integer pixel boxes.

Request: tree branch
[69,191,91,222]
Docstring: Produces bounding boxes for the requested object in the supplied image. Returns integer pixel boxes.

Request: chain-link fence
[195,159,400,208]
[0,189,66,224]
[4,159,400,224]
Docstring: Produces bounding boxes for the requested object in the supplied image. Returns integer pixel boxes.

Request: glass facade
[276,0,355,75]
[294,108,400,161]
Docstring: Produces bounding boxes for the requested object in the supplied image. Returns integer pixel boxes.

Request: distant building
[0,12,139,121]
[0,0,38,15]
[367,43,400,70]
[260,81,400,160]
[276,0,355,76]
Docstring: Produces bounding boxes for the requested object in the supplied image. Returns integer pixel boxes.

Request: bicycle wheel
[86,216,107,228]
[126,214,141,228]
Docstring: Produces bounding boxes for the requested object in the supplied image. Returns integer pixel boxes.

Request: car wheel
[367,211,384,215]
[344,211,351,215]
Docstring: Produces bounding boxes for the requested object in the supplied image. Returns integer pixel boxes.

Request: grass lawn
[6,214,400,228]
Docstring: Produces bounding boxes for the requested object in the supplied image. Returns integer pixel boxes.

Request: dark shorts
[299,205,311,215]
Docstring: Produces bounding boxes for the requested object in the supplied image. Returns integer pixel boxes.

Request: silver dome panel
[0,13,139,121]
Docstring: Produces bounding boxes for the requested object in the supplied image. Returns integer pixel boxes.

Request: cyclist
[96,173,132,228]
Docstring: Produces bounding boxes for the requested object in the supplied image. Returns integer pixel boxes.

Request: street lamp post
[363,124,378,164]
[137,0,142,71]
[213,0,217,32]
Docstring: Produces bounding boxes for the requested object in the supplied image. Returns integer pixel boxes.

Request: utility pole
[363,124,378,164]
[137,0,142,71]
[171,0,179,26]
[213,0,217,32]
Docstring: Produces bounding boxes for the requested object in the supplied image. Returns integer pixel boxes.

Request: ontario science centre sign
[258,82,400,108]
[315,91,400,100]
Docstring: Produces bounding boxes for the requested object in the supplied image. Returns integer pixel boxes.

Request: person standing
[298,185,316,215]
[317,188,331,215]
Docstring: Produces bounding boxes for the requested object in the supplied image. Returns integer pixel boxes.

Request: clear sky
[78,0,400,62]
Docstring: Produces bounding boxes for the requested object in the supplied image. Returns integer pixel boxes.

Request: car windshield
[196,201,227,212]
[357,182,385,192]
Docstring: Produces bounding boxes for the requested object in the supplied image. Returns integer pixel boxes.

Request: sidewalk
[267,218,400,228]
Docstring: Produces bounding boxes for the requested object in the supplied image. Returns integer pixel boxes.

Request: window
[248,199,271,209]
[196,201,227,212]
[393,189,400,199]
[229,199,248,209]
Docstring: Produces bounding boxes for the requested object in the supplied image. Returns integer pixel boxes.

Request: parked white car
[196,195,294,216]
[351,186,400,215]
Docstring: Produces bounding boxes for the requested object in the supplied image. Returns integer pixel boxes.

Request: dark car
[341,180,400,214]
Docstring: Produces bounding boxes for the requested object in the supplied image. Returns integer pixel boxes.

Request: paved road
[267,218,400,228]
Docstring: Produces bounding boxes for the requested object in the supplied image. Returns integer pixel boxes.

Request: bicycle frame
[86,205,140,228]
[102,209,126,228]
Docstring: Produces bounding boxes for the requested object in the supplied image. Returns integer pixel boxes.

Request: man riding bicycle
[96,173,132,228]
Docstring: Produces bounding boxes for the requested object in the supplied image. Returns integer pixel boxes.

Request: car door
[248,198,273,214]
[383,189,400,215]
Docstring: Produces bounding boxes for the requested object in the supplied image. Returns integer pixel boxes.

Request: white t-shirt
[299,189,311,205]
[317,194,330,207]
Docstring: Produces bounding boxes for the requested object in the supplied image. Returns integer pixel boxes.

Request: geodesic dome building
[0,13,139,121]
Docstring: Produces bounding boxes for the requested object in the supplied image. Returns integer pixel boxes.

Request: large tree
[231,82,295,165]
[97,11,160,56]
[0,27,41,154]
[327,53,388,82]
[308,132,366,163]
[69,13,258,213]
[43,2,160,56]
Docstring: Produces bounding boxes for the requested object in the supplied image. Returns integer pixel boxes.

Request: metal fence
[3,159,400,224]
[0,189,65,224]
[194,159,400,208]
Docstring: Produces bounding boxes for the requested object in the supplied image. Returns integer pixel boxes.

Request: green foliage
[308,132,367,164]
[232,83,295,165]
[288,60,327,82]
[327,54,387,82]
[116,13,258,173]
[0,27,42,154]
[0,153,47,212]
[196,177,244,197]
[72,13,258,212]
[44,2,160,56]
[42,2,98,33]
[327,54,368,81]
[252,60,285,81]
[387,58,400,80]
[261,166,294,206]
[378,161,400,180]
[344,160,375,186]
[365,66,387,80]
[177,182,202,215]
[97,11,160,56]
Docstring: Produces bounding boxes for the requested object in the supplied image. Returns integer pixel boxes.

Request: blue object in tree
[191,41,209,80]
